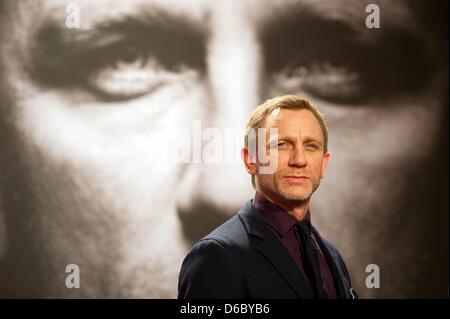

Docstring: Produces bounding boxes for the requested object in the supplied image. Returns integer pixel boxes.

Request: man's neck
[286,203,310,221]
[257,190,310,221]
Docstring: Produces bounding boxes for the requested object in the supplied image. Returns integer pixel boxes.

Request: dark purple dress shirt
[252,192,337,299]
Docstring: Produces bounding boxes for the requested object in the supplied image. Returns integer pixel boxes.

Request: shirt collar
[252,191,311,238]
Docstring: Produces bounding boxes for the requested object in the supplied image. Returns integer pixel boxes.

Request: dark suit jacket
[178,200,357,299]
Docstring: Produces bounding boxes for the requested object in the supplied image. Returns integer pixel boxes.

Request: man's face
[253,109,330,206]
[0,0,447,297]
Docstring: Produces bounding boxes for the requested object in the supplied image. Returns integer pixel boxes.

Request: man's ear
[241,148,257,175]
[320,151,330,179]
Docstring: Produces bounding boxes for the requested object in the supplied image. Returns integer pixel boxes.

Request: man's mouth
[284,175,310,180]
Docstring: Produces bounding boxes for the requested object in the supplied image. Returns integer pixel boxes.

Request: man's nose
[289,144,308,168]
[176,14,261,234]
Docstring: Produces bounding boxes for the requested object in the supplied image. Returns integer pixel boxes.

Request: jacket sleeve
[178,238,244,299]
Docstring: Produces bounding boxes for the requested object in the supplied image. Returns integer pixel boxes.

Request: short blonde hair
[244,95,328,188]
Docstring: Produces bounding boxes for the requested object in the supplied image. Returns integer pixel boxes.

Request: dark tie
[296,221,328,299]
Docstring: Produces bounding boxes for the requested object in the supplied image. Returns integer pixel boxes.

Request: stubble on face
[255,109,327,206]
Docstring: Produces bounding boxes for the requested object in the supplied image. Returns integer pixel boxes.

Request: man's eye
[86,46,197,100]
[264,18,433,105]
[305,143,319,151]
[273,60,362,104]
[277,142,289,148]
[34,25,206,101]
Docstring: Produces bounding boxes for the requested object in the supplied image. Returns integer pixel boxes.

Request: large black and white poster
[0,0,447,298]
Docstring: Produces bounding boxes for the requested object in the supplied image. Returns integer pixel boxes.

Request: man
[0,0,447,298]
[178,95,357,299]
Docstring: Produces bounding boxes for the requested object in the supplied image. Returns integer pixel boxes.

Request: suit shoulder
[313,227,342,258]
[178,219,246,298]
[320,236,341,256]
[200,214,247,246]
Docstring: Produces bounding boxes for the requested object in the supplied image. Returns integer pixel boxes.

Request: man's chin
[278,189,312,202]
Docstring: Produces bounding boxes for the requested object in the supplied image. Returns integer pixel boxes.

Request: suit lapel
[238,201,314,299]
[311,226,349,299]
[257,229,314,298]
